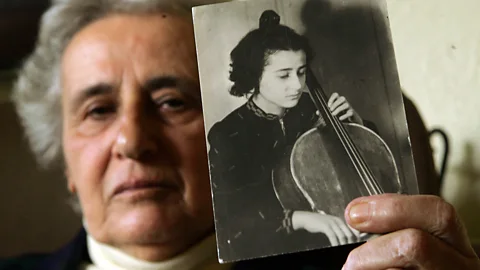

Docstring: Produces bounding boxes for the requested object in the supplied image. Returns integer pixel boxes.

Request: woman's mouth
[113,179,179,200]
[287,92,302,99]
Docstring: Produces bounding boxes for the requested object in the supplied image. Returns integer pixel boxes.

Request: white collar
[85,233,230,270]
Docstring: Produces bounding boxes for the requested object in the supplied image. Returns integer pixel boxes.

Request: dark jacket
[0,229,90,270]
[0,228,361,270]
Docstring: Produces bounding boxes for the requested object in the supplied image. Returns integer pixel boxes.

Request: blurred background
[0,0,82,258]
[387,0,480,246]
[0,0,479,257]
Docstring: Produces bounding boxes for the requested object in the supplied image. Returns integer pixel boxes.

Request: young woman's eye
[279,74,289,79]
[298,68,306,76]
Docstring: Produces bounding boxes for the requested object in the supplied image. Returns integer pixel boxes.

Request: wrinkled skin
[343,194,480,270]
[61,13,213,261]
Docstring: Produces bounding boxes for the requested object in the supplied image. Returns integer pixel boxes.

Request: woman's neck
[252,93,284,116]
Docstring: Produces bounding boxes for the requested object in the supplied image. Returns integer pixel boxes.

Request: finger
[328,92,339,108]
[329,221,348,246]
[334,217,356,244]
[345,194,477,258]
[331,102,349,116]
[342,228,475,270]
[338,110,353,121]
[323,228,339,247]
[330,95,346,111]
[360,232,378,242]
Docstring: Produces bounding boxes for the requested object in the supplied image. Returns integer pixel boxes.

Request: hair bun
[259,10,280,29]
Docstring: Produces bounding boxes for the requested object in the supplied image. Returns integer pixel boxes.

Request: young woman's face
[257,50,307,110]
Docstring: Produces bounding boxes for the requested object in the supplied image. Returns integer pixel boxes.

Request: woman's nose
[289,75,303,91]
[113,107,158,161]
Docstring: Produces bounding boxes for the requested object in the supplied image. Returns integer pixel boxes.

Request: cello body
[272,66,403,218]
[273,121,402,218]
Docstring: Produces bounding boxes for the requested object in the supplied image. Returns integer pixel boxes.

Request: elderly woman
[3,0,479,269]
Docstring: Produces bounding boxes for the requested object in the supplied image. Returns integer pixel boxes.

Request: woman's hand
[292,211,360,246]
[328,92,363,125]
[343,194,480,270]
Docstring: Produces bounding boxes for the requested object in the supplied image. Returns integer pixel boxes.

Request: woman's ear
[65,169,76,193]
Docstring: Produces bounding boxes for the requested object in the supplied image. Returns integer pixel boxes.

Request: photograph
[193,0,419,263]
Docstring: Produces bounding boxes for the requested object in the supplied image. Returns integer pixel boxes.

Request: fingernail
[349,202,370,225]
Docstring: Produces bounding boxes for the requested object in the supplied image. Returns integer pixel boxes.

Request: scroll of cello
[272,69,402,220]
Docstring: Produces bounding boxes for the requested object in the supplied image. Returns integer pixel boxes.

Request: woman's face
[257,50,307,110]
[61,13,213,260]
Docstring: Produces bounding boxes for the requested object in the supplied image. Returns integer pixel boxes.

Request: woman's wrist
[291,210,307,231]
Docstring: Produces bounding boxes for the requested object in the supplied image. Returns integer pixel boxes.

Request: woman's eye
[86,105,115,120]
[279,74,289,79]
[155,96,199,124]
[156,98,187,112]
[298,69,306,76]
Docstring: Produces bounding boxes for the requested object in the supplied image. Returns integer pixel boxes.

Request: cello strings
[306,70,383,194]
[318,89,384,194]
[309,77,384,195]
[327,100,383,194]
[308,86,372,192]
[307,83,368,190]
[310,87,374,194]
[328,99,383,194]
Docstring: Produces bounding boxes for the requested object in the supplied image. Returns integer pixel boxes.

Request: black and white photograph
[193,0,419,263]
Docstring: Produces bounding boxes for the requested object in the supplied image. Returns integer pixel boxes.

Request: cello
[272,68,403,227]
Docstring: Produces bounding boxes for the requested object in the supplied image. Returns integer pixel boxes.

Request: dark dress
[208,93,370,261]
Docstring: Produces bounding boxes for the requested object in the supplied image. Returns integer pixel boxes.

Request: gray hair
[12,0,225,169]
